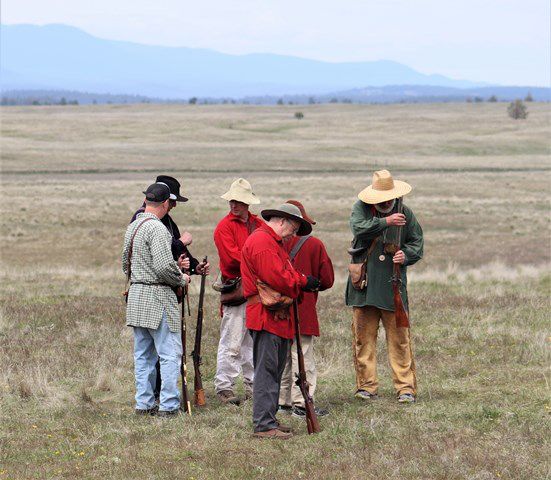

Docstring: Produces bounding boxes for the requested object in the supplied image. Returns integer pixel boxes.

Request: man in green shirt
[345,170,424,403]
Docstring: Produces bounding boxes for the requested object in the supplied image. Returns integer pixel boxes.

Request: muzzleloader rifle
[390,197,410,328]
[180,254,192,415]
[292,300,321,434]
[191,256,207,407]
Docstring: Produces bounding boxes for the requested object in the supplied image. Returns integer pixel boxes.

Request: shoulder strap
[363,236,379,265]
[289,235,311,262]
[126,217,155,284]
[367,236,379,256]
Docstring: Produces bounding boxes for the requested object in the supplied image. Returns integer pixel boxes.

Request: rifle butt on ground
[304,401,321,434]
[194,389,206,407]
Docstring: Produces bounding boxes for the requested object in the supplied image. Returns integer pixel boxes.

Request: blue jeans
[133,311,182,412]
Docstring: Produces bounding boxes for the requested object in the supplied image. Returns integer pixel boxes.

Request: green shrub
[507,100,528,120]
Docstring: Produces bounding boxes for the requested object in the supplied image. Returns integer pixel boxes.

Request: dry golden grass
[0,103,550,479]
[2,103,550,174]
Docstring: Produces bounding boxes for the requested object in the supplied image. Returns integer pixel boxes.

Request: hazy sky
[3,0,550,86]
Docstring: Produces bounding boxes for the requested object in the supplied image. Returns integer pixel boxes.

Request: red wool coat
[284,235,334,336]
[241,223,307,340]
[213,212,263,280]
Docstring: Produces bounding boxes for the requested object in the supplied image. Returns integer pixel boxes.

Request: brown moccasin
[217,390,241,405]
[276,423,292,433]
[252,429,293,440]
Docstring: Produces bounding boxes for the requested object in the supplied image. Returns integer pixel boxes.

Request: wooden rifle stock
[392,264,410,328]
[192,256,207,407]
[391,197,410,328]
[292,301,321,434]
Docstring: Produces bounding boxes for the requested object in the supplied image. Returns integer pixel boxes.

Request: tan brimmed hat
[357,170,412,204]
[221,178,260,205]
[261,203,312,236]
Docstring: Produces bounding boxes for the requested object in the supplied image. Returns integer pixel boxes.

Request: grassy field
[1,103,550,479]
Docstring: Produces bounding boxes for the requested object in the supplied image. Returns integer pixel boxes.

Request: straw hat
[261,203,313,236]
[221,178,260,205]
[357,170,412,204]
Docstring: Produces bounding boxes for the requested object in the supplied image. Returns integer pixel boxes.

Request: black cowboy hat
[156,175,188,202]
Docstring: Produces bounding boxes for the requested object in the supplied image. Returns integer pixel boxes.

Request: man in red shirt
[278,200,334,418]
[213,179,263,405]
[241,203,321,439]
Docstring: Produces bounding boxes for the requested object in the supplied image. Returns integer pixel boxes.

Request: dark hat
[261,203,313,236]
[143,183,171,202]
[156,175,188,202]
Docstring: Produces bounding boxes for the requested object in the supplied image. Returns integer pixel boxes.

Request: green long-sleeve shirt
[345,200,424,311]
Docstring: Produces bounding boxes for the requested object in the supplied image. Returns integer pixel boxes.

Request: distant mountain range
[1,23,497,99]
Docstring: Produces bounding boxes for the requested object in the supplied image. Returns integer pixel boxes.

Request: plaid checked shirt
[122,212,187,332]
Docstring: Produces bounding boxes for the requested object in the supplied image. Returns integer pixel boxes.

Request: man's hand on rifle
[196,261,210,275]
[178,254,191,272]
[385,213,406,226]
[392,250,406,264]
[303,275,321,292]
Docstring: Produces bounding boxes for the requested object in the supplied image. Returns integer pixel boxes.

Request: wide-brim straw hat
[261,203,313,236]
[221,178,260,205]
[357,170,412,204]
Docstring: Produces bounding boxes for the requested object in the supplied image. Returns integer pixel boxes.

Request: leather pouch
[256,280,293,320]
[347,237,379,291]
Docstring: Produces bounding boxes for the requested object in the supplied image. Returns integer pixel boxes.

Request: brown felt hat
[357,169,412,204]
[261,203,312,236]
[286,200,316,225]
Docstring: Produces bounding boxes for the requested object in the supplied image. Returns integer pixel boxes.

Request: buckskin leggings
[352,306,417,396]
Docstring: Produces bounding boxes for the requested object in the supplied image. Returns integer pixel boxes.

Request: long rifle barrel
[292,301,321,434]
[181,297,192,415]
[391,197,410,328]
[192,255,208,407]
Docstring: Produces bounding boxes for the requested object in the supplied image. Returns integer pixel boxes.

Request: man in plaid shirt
[130,175,210,401]
[122,183,190,416]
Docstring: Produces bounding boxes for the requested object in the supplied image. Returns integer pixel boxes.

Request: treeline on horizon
[0,88,546,107]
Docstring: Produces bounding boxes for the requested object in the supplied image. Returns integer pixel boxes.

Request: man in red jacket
[278,200,334,418]
[213,179,263,405]
[242,203,321,439]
